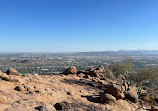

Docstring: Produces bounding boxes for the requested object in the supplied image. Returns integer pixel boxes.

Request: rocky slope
[0,66,157,111]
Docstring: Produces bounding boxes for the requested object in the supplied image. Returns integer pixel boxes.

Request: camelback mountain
[0,66,158,111]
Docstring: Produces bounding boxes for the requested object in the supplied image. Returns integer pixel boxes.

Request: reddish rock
[89,95,101,103]
[88,67,95,71]
[104,84,123,99]
[0,73,9,81]
[63,66,77,74]
[95,66,105,73]
[77,73,85,78]
[89,70,103,77]
[54,101,71,110]
[100,93,116,103]
[125,91,138,103]
[87,66,105,77]
[83,75,92,79]
[78,70,86,73]
[6,68,22,76]
[89,70,98,77]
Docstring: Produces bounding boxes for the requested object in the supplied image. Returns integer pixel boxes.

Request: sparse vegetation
[107,56,158,89]
[108,57,134,81]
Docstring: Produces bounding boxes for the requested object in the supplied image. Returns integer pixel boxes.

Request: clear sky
[0,0,158,52]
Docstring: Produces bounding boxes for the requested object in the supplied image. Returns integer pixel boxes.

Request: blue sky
[0,0,158,52]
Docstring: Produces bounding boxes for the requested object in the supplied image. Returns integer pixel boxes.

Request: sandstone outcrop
[78,66,107,78]
[100,93,116,103]
[63,66,77,74]
[104,84,124,99]
[6,68,22,76]
[95,65,105,73]
[124,91,138,103]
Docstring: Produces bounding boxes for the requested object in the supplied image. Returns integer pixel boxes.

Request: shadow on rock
[81,95,101,103]
[61,78,108,90]
[53,101,106,111]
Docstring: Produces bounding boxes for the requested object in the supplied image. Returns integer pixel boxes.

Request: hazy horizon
[0,0,158,52]
[1,49,158,53]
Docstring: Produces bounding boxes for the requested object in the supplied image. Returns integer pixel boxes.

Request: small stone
[14,85,25,91]
[67,92,71,95]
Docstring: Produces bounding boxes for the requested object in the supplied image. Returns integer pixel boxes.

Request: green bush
[136,67,158,87]
[108,57,135,81]
[107,57,158,92]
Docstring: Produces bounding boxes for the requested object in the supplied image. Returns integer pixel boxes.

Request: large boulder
[0,71,10,81]
[0,73,23,82]
[100,93,116,103]
[0,73,10,81]
[89,70,98,77]
[95,66,105,73]
[0,71,24,83]
[88,66,105,77]
[89,70,103,77]
[63,66,77,74]
[6,68,22,76]
[124,91,138,103]
[104,84,124,99]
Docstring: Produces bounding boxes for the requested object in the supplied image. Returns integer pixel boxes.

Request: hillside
[0,66,158,111]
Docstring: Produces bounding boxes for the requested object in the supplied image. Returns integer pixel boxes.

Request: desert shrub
[150,67,158,82]
[106,56,158,93]
[136,68,151,86]
[103,67,115,80]
[136,67,158,87]
[108,57,135,81]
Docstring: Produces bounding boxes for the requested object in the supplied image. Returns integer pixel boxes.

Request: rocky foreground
[0,66,158,111]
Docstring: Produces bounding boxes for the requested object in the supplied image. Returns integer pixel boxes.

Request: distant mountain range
[73,50,158,56]
[1,50,158,56]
